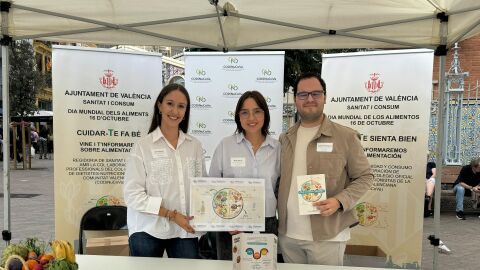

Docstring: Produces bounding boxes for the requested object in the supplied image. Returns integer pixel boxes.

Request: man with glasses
[277,72,373,266]
[453,157,480,220]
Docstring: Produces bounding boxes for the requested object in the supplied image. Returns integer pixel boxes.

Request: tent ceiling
[2,0,480,50]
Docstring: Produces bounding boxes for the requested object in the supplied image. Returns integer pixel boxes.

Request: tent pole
[233,32,435,51]
[1,0,12,246]
[12,4,220,50]
[433,12,449,270]
[211,1,228,51]
[448,18,480,47]
[232,12,425,49]
[16,14,218,41]
[447,4,480,15]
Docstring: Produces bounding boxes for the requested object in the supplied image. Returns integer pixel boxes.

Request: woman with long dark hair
[124,83,206,258]
[209,90,280,260]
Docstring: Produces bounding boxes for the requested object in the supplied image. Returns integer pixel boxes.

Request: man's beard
[298,110,322,123]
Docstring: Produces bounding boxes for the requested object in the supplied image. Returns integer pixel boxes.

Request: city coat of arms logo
[99,69,118,89]
[364,73,384,93]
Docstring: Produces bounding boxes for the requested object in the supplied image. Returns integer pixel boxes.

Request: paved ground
[0,158,478,269]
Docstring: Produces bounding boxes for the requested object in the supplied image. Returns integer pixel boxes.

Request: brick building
[432,34,480,99]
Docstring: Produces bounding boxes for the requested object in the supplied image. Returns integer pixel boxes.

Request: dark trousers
[129,232,200,259]
[39,138,48,158]
[216,216,278,260]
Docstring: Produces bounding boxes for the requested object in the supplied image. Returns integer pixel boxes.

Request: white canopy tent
[2,1,480,268]
[2,0,480,50]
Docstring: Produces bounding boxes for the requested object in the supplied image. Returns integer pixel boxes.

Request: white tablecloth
[77,255,399,270]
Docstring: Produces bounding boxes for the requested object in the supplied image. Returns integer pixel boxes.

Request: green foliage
[284,49,366,93]
[0,243,28,267]
[284,50,323,93]
[9,40,45,117]
[22,237,47,256]
[45,259,78,270]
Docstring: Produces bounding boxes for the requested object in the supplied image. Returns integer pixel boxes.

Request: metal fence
[429,80,480,165]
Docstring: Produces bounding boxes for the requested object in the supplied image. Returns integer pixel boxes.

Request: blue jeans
[129,232,199,258]
[453,184,466,212]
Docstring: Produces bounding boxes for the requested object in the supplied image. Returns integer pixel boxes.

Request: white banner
[53,46,162,242]
[322,49,433,268]
[184,52,284,167]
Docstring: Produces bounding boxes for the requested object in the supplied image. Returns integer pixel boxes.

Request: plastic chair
[78,205,127,254]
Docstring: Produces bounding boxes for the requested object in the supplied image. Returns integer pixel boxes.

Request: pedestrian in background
[39,125,49,159]
[31,127,39,157]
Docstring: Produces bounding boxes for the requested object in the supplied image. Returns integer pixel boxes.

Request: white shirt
[209,133,280,217]
[286,125,350,242]
[123,127,206,239]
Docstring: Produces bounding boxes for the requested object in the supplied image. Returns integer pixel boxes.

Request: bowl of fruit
[0,238,77,270]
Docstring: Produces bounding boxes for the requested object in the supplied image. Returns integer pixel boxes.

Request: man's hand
[313,198,341,216]
[472,186,480,193]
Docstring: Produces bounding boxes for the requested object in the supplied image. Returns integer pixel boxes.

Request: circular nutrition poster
[212,188,244,219]
[299,180,325,202]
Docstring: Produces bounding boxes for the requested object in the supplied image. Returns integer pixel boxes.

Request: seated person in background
[453,157,480,220]
[425,161,436,217]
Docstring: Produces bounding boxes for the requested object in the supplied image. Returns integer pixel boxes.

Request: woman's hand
[172,211,196,234]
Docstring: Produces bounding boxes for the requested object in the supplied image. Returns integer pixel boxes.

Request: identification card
[152,148,168,158]
[231,157,246,167]
[316,143,333,152]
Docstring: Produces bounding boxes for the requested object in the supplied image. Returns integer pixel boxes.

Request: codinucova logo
[196,122,206,129]
[256,68,277,83]
[191,95,212,110]
[190,68,211,83]
[196,96,206,102]
[264,96,272,103]
[228,83,239,91]
[190,121,212,135]
[222,111,236,124]
[223,83,243,98]
[222,56,244,71]
[263,95,277,110]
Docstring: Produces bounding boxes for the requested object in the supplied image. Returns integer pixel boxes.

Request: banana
[59,240,71,261]
[60,240,76,263]
[51,240,66,260]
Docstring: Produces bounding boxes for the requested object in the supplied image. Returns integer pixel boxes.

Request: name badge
[317,143,333,152]
[152,148,168,158]
[230,157,246,167]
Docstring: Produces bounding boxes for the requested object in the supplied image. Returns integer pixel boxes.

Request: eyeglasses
[239,109,264,119]
[295,91,325,100]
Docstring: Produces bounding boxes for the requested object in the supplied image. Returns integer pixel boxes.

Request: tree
[284,49,365,93]
[284,50,323,93]
[9,40,45,117]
